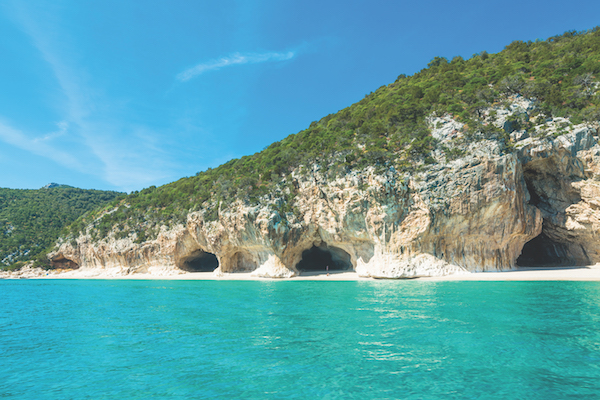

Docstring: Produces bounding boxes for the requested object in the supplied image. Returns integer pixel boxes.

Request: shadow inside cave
[516,232,572,268]
[50,256,80,270]
[180,250,219,272]
[518,157,590,268]
[296,244,352,273]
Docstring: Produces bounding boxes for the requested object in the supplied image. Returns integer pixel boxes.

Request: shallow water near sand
[1,280,600,399]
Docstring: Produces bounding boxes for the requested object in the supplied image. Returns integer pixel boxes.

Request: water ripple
[1,280,599,399]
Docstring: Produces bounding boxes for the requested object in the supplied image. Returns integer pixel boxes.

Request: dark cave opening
[516,232,571,267]
[296,244,352,272]
[180,250,219,272]
[50,256,79,270]
[231,251,258,272]
[518,169,570,268]
[518,159,586,267]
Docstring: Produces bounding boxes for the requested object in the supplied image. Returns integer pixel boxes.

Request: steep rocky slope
[47,29,600,278]
[49,102,600,278]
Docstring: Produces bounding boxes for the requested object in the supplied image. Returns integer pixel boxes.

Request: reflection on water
[1,280,599,399]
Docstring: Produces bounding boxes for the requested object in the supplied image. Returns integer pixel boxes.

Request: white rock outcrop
[48,99,600,278]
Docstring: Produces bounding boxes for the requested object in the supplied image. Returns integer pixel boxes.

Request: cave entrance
[296,243,352,272]
[516,232,571,267]
[518,158,588,267]
[231,251,258,272]
[180,250,219,272]
[50,256,79,270]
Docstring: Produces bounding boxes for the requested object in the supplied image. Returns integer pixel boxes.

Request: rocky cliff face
[49,97,600,278]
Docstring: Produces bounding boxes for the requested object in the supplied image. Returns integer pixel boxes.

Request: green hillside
[67,28,600,246]
[0,186,123,269]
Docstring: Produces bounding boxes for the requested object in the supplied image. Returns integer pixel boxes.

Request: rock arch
[518,155,590,267]
[516,232,572,267]
[295,242,352,272]
[178,249,219,272]
[229,250,258,272]
[50,254,80,269]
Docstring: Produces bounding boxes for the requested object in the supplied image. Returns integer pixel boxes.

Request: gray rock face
[49,104,600,278]
[514,126,600,266]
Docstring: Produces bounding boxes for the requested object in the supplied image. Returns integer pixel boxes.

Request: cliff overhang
[49,105,600,278]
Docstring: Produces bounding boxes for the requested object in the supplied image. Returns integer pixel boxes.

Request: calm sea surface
[1,280,600,399]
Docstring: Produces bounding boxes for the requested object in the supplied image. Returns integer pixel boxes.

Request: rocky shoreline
[3,263,600,281]
[45,97,600,279]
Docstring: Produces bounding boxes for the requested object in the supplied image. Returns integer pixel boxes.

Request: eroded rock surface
[49,98,600,278]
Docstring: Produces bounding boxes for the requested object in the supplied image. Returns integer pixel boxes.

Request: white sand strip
[32,270,367,281]
[18,264,600,281]
[418,265,600,281]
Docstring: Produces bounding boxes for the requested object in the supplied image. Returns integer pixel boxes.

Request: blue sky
[1,0,599,192]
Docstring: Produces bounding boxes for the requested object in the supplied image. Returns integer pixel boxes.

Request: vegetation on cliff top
[68,27,600,245]
[0,187,123,270]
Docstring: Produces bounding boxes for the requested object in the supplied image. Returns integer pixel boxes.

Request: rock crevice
[49,111,600,278]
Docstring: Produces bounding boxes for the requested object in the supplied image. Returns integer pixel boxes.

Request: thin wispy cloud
[177,51,295,82]
[2,3,302,191]
[4,2,177,191]
[33,121,68,143]
[84,124,174,189]
[0,120,82,170]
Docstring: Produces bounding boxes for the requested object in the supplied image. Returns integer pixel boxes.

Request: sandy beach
[4,263,598,281]
[418,264,600,281]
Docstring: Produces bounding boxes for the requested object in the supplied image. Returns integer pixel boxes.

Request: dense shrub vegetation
[64,28,600,245]
[0,187,123,269]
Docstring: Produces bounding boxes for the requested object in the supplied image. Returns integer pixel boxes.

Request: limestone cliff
[48,96,600,278]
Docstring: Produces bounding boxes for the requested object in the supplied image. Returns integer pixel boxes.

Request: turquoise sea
[1,280,600,399]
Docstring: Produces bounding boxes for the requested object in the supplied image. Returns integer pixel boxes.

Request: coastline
[4,264,600,281]
[418,264,600,281]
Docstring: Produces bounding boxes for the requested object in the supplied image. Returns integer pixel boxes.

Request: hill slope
[72,27,600,241]
[47,27,600,278]
[0,186,123,269]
